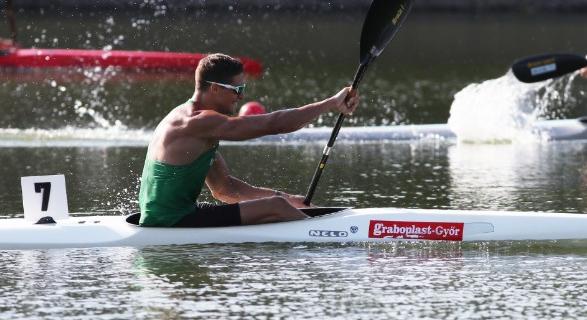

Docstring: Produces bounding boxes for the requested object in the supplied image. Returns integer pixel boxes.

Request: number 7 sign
[21,175,69,221]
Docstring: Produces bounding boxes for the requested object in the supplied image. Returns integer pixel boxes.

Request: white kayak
[257,117,587,143]
[1,207,587,250]
[1,117,587,147]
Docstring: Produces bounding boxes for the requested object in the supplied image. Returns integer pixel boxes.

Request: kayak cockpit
[126,213,140,225]
[125,207,349,226]
[301,207,348,217]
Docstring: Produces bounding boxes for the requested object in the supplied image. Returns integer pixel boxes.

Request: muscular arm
[191,100,330,141]
[189,87,358,141]
[205,153,309,207]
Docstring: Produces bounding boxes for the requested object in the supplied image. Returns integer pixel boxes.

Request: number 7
[34,182,51,211]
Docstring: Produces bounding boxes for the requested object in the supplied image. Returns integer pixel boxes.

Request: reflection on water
[1,243,586,319]
[448,142,587,212]
[0,248,140,318]
[449,143,539,210]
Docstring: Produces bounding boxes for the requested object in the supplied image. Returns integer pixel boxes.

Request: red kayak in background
[0,46,263,77]
[1,0,262,78]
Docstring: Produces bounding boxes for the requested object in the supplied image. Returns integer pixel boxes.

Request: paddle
[511,53,587,83]
[303,0,413,205]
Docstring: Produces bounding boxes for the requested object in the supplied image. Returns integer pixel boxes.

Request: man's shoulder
[192,109,222,118]
[187,109,227,125]
[182,109,231,136]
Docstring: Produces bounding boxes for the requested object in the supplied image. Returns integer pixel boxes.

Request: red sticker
[368,220,464,241]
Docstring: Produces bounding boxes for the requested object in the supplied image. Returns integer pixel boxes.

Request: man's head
[195,53,245,115]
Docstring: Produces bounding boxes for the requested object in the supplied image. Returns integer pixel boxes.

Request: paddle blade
[360,0,413,64]
[512,53,587,83]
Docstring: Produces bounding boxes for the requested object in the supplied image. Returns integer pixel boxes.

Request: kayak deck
[1,208,587,250]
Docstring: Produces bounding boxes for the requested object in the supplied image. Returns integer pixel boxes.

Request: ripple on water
[1,243,586,319]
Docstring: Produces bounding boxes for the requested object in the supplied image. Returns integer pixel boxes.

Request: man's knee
[269,196,307,219]
[268,195,290,208]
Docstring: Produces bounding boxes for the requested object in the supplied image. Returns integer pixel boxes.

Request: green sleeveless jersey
[138,145,218,227]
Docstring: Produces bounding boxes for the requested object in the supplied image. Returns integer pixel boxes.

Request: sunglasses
[206,81,246,95]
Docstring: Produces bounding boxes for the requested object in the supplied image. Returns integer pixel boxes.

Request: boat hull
[1,208,586,249]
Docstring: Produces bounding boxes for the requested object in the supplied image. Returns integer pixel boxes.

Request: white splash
[447,72,549,143]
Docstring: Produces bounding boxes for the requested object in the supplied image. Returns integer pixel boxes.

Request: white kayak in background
[257,117,587,143]
[1,207,587,250]
[1,117,587,147]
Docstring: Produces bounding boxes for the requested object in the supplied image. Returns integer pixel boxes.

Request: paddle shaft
[302,0,412,205]
[303,60,371,205]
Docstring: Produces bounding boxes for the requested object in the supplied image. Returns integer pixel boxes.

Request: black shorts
[173,202,241,228]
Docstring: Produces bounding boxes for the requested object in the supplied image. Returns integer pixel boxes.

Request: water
[1,9,587,319]
[1,244,587,319]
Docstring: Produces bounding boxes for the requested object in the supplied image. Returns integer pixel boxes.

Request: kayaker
[139,53,359,227]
